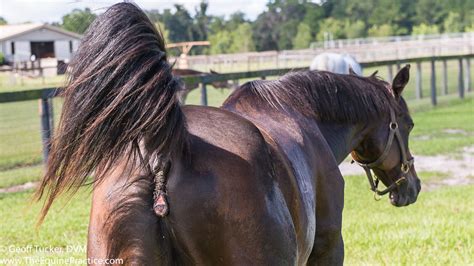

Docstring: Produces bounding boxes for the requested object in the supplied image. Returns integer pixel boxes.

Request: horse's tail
[35,2,187,224]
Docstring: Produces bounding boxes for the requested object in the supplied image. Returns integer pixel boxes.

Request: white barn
[0,23,82,63]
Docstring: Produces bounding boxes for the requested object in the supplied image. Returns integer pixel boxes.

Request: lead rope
[133,141,170,217]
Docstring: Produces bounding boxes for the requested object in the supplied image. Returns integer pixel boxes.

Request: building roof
[0,23,82,41]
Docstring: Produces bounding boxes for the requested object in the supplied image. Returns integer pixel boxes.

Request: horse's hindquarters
[165,139,298,265]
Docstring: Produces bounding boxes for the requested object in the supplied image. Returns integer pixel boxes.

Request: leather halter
[351,108,414,198]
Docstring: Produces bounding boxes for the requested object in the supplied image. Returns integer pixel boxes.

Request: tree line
[1,0,472,55]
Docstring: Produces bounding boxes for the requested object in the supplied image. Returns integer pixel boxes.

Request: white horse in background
[310,52,362,75]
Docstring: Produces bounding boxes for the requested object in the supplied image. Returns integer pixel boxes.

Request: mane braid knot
[153,160,171,217]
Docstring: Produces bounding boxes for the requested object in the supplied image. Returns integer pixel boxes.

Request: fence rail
[0,53,472,163]
[180,32,473,71]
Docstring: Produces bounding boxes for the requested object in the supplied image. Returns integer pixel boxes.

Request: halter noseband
[351,108,414,198]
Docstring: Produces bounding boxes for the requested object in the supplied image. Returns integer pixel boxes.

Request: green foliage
[116,0,474,54]
[344,20,366,39]
[412,23,440,35]
[209,23,255,54]
[0,16,7,25]
[465,24,474,32]
[209,30,233,54]
[414,0,447,25]
[316,18,346,41]
[61,8,96,34]
[161,5,195,43]
[292,23,312,49]
[155,22,170,44]
[367,24,397,37]
[0,52,4,65]
[229,23,256,53]
[443,12,463,33]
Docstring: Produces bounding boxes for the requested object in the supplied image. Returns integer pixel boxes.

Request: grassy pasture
[0,176,472,265]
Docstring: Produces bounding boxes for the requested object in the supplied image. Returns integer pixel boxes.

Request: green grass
[0,72,65,93]
[343,176,474,265]
[0,165,43,189]
[409,96,474,155]
[0,189,90,264]
[0,177,472,265]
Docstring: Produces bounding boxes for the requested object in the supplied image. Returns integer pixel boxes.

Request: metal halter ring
[389,122,398,130]
[401,163,410,173]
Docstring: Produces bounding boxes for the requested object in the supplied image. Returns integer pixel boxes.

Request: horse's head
[352,65,421,207]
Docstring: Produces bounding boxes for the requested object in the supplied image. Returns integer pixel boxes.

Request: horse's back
[164,105,297,264]
[310,52,362,75]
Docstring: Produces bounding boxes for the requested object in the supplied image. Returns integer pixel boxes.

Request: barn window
[11,42,15,55]
[69,40,73,53]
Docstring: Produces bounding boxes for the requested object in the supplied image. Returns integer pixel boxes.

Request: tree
[229,23,256,53]
[209,23,255,54]
[302,2,325,38]
[155,22,170,44]
[412,24,440,35]
[414,0,447,25]
[345,20,366,39]
[367,24,397,37]
[277,19,299,50]
[252,10,280,51]
[443,12,463,33]
[316,18,346,41]
[161,5,194,43]
[292,23,312,49]
[209,30,233,54]
[61,8,96,34]
[0,17,7,25]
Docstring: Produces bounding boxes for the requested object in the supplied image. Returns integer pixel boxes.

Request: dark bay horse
[35,3,421,265]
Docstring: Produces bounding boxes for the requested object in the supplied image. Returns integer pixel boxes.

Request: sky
[0,0,268,24]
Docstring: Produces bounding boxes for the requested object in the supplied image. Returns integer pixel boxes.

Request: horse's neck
[317,122,368,164]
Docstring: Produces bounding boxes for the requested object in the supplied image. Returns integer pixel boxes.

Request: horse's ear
[210,69,218,74]
[392,64,410,97]
[370,70,378,77]
[348,66,357,75]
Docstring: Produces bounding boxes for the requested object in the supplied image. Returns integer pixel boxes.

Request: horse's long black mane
[225,70,400,123]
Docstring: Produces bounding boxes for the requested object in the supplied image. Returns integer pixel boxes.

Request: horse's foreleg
[308,167,345,266]
[87,163,169,265]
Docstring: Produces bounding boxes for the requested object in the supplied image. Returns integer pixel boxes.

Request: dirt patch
[339,145,474,191]
[0,181,38,193]
[442,128,468,135]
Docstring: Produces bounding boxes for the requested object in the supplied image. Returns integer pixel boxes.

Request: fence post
[465,58,471,92]
[458,58,464,99]
[430,59,437,106]
[387,65,393,82]
[39,97,54,163]
[442,59,448,95]
[416,61,422,99]
[201,82,208,106]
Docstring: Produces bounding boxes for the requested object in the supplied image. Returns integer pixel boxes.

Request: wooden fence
[0,54,472,162]
[182,32,473,72]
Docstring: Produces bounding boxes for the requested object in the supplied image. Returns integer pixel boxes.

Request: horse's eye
[408,123,414,132]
